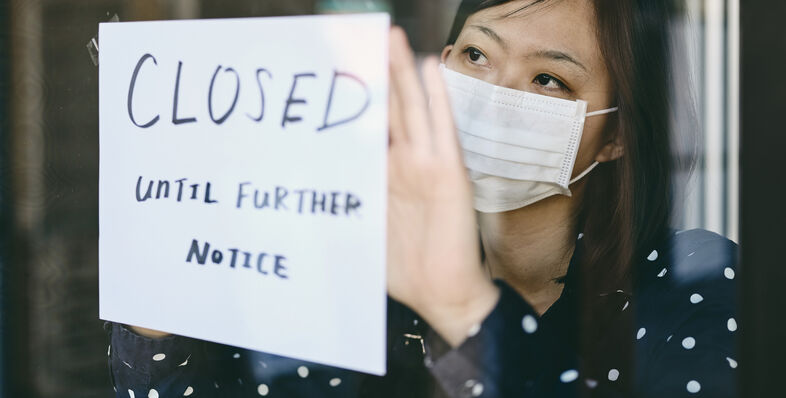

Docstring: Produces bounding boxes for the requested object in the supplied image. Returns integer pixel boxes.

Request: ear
[440,45,453,64]
[595,137,624,162]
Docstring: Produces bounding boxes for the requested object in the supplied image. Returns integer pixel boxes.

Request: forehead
[463,0,602,67]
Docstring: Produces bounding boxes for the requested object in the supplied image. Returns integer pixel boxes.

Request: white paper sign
[98,14,389,375]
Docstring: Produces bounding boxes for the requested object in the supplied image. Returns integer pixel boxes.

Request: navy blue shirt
[105,229,738,397]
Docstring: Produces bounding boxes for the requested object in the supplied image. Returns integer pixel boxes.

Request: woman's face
[441,0,619,177]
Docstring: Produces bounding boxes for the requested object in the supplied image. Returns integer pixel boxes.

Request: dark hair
[448,0,678,390]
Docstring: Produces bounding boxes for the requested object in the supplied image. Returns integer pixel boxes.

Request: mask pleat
[462,151,564,184]
[457,131,564,168]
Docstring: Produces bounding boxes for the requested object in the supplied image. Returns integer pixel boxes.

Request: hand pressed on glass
[385,27,499,347]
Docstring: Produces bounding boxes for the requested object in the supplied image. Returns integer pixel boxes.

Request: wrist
[125,324,172,339]
[419,280,500,347]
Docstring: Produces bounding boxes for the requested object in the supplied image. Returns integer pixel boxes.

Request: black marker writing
[208,65,241,125]
[281,72,316,128]
[246,68,272,122]
[127,55,372,133]
[127,53,160,128]
[172,61,197,125]
[186,239,289,279]
[317,70,371,132]
[236,183,361,217]
[136,176,219,204]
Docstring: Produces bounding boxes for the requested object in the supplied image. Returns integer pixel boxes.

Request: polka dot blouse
[105,229,737,397]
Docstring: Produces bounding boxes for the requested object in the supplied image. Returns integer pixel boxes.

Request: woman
[107,0,738,397]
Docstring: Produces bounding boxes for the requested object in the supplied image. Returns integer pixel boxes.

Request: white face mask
[440,65,618,213]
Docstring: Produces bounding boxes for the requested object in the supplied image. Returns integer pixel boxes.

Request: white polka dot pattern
[104,233,738,397]
[560,369,578,383]
[522,315,538,334]
[257,384,269,396]
[637,328,646,340]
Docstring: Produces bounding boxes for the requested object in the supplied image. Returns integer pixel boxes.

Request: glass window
[1,1,748,397]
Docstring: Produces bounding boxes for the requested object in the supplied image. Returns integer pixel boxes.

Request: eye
[533,73,568,91]
[462,46,489,66]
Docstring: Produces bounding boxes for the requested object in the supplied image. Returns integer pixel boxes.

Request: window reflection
[1,0,740,397]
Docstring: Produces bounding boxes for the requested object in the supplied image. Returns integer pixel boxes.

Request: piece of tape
[86,13,119,66]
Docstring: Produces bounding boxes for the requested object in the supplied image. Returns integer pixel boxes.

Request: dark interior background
[2,0,785,397]
[0,1,457,397]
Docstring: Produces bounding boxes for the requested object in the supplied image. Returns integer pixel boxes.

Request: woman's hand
[386,27,499,347]
[127,325,171,339]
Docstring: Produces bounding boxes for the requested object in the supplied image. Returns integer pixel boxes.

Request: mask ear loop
[569,161,600,185]
[567,107,616,185]
[586,107,619,117]
[569,106,617,184]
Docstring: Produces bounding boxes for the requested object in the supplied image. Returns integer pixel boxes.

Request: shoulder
[633,229,738,342]
[631,230,738,394]
[633,228,738,339]
[665,229,738,283]
[637,228,738,289]
[634,230,737,397]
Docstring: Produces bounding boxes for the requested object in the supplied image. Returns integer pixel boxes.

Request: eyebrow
[531,49,588,72]
[467,24,588,73]
[468,25,508,49]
